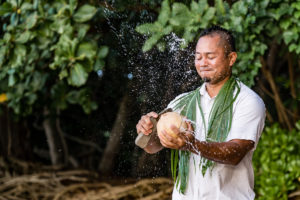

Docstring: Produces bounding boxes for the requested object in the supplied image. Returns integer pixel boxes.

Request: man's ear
[229,52,237,66]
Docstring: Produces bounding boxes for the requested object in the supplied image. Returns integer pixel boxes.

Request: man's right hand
[136,112,158,135]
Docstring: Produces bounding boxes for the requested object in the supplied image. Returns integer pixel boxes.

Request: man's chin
[202,77,211,82]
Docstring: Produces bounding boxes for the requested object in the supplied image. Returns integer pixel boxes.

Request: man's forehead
[196,35,225,52]
[198,34,221,42]
[195,51,216,54]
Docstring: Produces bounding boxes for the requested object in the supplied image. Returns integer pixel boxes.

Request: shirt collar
[199,83,207,96]
[199,82,216,100]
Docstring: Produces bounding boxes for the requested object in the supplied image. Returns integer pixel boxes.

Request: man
[136,26,266,200]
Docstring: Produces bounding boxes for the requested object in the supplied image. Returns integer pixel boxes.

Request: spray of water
[97,2,203,177]
[100,2,200,113]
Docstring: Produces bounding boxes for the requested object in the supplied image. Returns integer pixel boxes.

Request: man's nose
[198,58,208,67]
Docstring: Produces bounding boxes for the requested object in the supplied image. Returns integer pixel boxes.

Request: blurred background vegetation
[0,0,299,199]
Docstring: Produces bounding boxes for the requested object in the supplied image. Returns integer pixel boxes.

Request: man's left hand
[158,121,195,151]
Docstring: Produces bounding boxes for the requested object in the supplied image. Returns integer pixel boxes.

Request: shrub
[253,121,300,199]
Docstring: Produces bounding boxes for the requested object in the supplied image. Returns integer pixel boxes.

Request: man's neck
[205,76,230,98]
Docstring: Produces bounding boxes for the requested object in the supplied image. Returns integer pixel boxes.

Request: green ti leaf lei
[170,77,240,194]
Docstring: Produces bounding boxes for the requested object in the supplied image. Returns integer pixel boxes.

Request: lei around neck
[170,77,241,194]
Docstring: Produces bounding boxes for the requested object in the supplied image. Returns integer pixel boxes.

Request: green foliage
[253,121,300,200]
[136,0,300,86]
[0,0,108,115]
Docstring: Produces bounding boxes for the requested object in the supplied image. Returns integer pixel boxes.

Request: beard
[202,77,211,82]
[201,69,231,84]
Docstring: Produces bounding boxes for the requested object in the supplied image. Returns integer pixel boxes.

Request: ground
[0,157,173,200]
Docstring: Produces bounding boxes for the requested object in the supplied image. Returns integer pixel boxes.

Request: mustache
[199,66,213,71]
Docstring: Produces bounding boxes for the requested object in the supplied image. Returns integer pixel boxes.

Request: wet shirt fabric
[167,81,266,200]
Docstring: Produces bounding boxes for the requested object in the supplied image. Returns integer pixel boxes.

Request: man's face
[194,35,236,84]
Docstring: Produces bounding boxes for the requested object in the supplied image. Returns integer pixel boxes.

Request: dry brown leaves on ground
[0,169,173,200]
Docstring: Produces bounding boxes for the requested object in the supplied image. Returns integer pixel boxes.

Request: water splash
[99,3,200,113]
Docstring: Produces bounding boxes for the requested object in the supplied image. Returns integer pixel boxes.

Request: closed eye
[208,56,216,60]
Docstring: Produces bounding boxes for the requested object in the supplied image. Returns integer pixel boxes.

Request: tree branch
[260,57,293,130]
[287,53,296,99]
[63,133,102,153]
[56,109,69,165]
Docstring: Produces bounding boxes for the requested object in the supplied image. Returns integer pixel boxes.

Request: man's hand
[136,112,163,154]
[158,121,196,151]
[136,112,158,135]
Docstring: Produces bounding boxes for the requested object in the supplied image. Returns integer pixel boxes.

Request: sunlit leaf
[142,33,163,52]
[73,4,97,23]
[15,31,31,43]
[135,23,160,35]
[98,46,109,58]
[157,0,170,26]
[26,12,38,29]
[69,0,78,15]
[76,24,90,41]
[76,42,97,61]
[283,30,298,44]
[68,63,88,86]
[203,7,215,21]
[169,3,192,26]
[215,0,225,15]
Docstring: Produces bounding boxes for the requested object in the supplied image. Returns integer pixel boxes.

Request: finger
[186,121,194,132]
[160,135,178,149]
[137,123,152,135]
[137,118,152,131]
[169,125,180,135]
[141,116,154,129]
[140,123,153,135]
[160,139,173,148]
[160,130,182,149]
[147,112,158,118]
[163,130,178,143]
[158,129,168,141]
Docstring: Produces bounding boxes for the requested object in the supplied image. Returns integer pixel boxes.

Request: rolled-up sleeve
[226,93,266,149]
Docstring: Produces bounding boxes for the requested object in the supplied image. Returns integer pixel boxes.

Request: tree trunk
[0,106,32,160]
[99,95,129,175]
[43,107,68,166]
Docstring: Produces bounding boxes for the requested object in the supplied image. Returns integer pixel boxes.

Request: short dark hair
[199,25,236,54]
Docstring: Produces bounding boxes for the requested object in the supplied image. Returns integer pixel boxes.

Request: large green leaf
[135,23,161,35]
[76,24,90,41]
[20,2,33,11]
[31,71,47,91]
[283,30,298,44]
[15,31,31,43]
[98,46,109,59]
[157,0,170,26]
[169,3,192,26]
[215,0,225,15]
[202,7,216,22]
[142,33,164,52]
[73,4,97,23]
[68,63,88,86]
[0,2,12,16]
[279,18,291,30]
[11,44,26,68]
[191,0,208,14]
[93,46,108,71]
[69,0,78,15]
[26,12,38,29]
[50,18,72,34]
[76,42,97,61]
